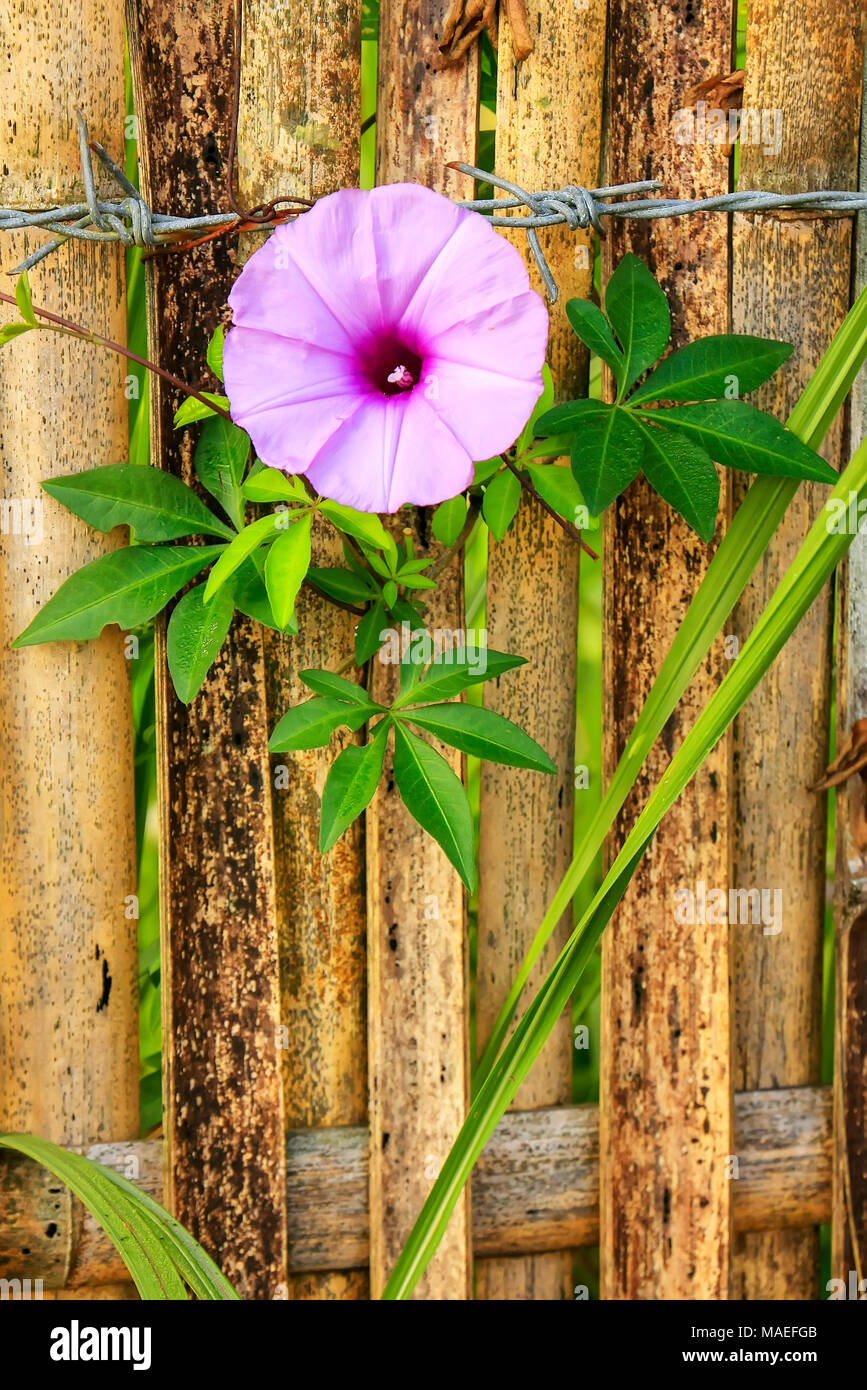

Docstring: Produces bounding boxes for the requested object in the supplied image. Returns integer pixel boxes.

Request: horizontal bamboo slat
[0,1085,832,1287]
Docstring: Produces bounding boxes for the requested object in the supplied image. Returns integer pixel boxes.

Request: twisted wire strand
[3,117,867,301]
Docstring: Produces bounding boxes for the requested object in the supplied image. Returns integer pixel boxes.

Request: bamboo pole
[599,1,734,1300]
[474,0,606,1303]
[0,0,138,1301]
[730,0,865,1301]
[236,0,368,1302]
[831,35,867,1296]
[0,1085,835,1285]
[367,0,478,1300]
[127,0,288,1300]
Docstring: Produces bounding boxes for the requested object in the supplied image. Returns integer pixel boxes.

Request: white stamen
[387,363,415,389]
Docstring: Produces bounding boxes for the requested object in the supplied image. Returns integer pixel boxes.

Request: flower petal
[224,326,365,470]
[306,393,474,512]
[420,291,550,457]
[398,209,545,344]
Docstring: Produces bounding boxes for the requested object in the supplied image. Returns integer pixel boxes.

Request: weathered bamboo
[832,42,867,1294]
[237,0,368,1303]
[0,1086,833,1285]
[475,0,606,1303]
[127,0,288,1300]
[730,0,865,1301]
[600,0,734,1300]
[368,0,477,1299]
[0,0,138,1303]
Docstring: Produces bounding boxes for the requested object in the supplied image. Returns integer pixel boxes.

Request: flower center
[362,337,424,396]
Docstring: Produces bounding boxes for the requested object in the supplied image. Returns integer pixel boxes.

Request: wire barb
[4,116,867,299]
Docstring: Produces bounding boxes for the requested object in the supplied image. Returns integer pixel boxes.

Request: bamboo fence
[1,0,866,1302]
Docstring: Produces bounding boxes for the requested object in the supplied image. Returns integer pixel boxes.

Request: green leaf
[627,334,793,406]
[308,566,377,604]
[230,556,297,633]
[392,723,475,890]
[206,325,225,382]
[640,400,837,482]
[15,271,36,325]
[604,253,671,398]
[402,702,556,772]
[243,467,309,504]
[166,582,234,703]
[473,456,503,485]
[569,404,644,513]
[194,415,250,531]
[299,668,371,704]
[174,393,230,428]
[320,720,390,852]
[264,511,312,629]
[483,467,521,540]
[432,495,468,546]
[518,433,574,463]
[0,322,34,348]
[203,509,303,602]
[320,499,397,562]
[268,696,377,752]
[393,648,526,707]
[13,545,222,647]
[565,298,625,388]
[0,1133,238,1301]
[515,364,554,454]
[42,463,234,542]
[524,461,595,526]
[355,599,389,664]
[632,418,720,542]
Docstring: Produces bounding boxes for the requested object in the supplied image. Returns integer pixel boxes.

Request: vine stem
[0,291,234,422]
[502,453,598,560]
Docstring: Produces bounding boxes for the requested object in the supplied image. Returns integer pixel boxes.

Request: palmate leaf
[632,418,720,542]
[524,460,597,527]
[13,545,223,647]
[401,702,556,773]
[603,252,671,397]
[476,279,867,1093]
[627,334,793,405]
[230,555,297,634]
[299,668,370,703]
[166,582,234,703]
[173,392,230,427]
[432,495,468,547]
[355,600,389,664]
[42,463,234,542]
[382,395,867,1304]
[204,509,304,601]
[320,720,390,852]
[0,1133,238,1301]
[392,723,475,891]
[568,404,644,514]
[243,466,309,504]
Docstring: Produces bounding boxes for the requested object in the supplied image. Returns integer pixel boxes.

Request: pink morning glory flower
[223,184,549,513]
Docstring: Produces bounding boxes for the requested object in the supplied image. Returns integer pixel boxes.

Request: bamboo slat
[237,0,368,1303]
[600,0,734,1301]
[0,0,138,1304]
[730,0,865,1302]
[474,0,606,1304]
[832,40,867,1293]
[0,1086,833,1285]
[368,0,478,1300]
[127,0,288,1300]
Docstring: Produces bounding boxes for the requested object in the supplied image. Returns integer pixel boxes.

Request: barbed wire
[2,114,866,302]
